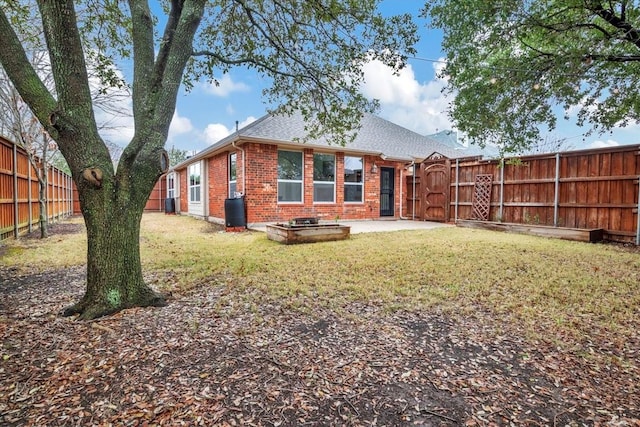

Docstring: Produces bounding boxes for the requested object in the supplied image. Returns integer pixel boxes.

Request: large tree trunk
[62,214,166,320]
[62,176,166,320]
[1,0,203,320]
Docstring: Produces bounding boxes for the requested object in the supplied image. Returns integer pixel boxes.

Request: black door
[380,167,395,217]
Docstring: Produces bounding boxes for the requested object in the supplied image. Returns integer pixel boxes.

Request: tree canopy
[423,0,640,154]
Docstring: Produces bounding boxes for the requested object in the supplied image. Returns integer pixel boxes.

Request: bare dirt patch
[22,220,86,239]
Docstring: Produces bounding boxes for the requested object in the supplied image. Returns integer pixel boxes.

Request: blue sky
[99,1,638,155]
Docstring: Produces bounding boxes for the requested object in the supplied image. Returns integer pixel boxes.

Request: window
[229,153,237,197]
[167,173,175,199]
[313,153,335,203]
[344,156,363,202]
[189,162,201,203]
[278,150,303,202]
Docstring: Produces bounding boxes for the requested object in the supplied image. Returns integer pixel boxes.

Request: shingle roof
[174,111,479,169]
[240,112,466,160]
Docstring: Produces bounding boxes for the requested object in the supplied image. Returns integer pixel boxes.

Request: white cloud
[203,74,250,97]
[203,123,232,144]
[360,59,454,135]
[589,139,620,149]
[168,109,194,139]
[203,116,258,145]
[95,106,134,146]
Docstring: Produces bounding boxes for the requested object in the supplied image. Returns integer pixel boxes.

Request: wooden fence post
[28,155,33,232]
[12,143,19,239]
[454,159,459,222]
[636,175,640,246]
[68,174,73,216]
[498,160,504,221]
[554,152,560,227]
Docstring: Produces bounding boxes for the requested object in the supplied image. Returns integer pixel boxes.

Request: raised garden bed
[456,220,604,243]
[266,223,351,244]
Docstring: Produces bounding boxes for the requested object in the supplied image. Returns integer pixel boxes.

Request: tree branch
[191,50,298,78]
[588,1,640,49]
[36,0,96,130]
[154,0,183,85]
[121,0,203,175]
[154,0,205,132]
[127,0,156,123]
[0,9,58,139]
[123,0,206,197]
[585,53,640,62]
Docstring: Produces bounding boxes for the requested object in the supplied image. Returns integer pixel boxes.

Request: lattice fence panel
[472,174,493,221]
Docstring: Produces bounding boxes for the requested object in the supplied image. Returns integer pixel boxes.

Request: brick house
[168,112,476,226]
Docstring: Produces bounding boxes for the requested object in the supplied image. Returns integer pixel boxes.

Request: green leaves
[423,0,640,154]
[190,0,417,145]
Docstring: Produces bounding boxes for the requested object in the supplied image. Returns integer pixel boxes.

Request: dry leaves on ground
[1,263,639,427]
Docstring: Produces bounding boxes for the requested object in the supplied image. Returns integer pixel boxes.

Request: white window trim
[229,153,237,198]
[188,162,202,204]
[344,156,364,204]
[278,179,304,204]
[313,153,336,204]
[277,150,304,204]
[313,182,336,204]
[167,173,176,199]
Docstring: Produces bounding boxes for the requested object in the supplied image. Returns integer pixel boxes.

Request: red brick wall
[207,152,229,220]
[244,143,278,222]
[242,142,402,223]
[177,167,188,214]
[174,142,405,223]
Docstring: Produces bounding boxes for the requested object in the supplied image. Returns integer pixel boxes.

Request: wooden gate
[421,159,450,221]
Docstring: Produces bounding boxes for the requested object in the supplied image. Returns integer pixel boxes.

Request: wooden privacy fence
[406,145,640,244]
[71,177,166,215]
[0,136,74,241]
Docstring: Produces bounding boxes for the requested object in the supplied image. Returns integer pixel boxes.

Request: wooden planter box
[456,220,604,243]
[266,223,351,244]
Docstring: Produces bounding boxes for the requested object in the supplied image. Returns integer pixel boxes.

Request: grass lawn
[2,213,639,425]
[3,213,639,345]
